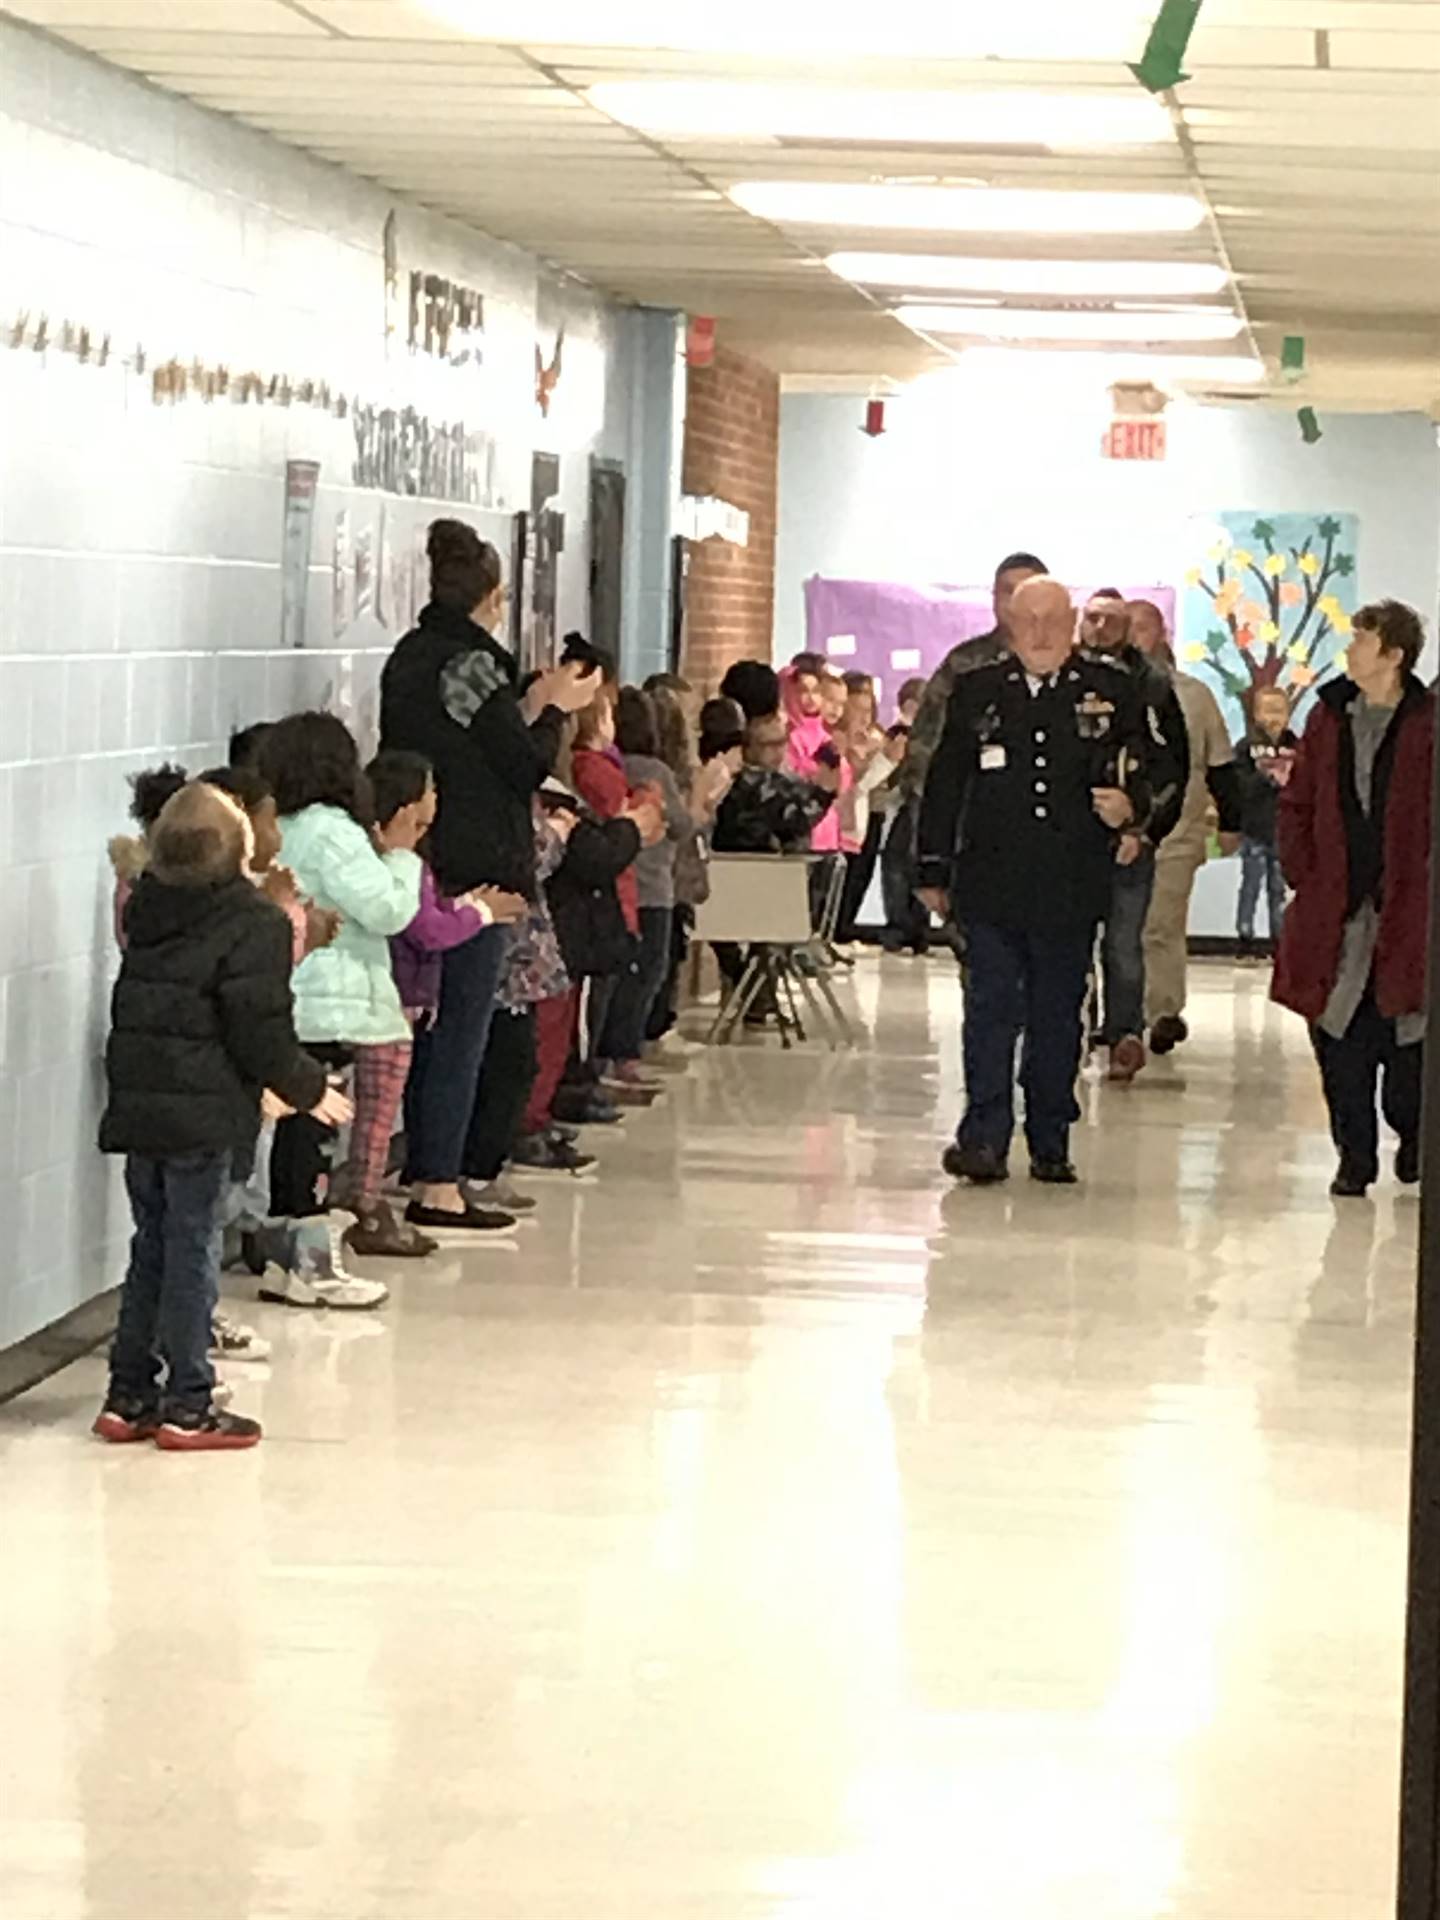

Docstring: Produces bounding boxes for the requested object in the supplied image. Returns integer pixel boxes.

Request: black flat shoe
[1030,1159,1079,1186]
[942,1143,1010,1185]
[1148,1015,1188,1056]
[1329,1163,1373,1199]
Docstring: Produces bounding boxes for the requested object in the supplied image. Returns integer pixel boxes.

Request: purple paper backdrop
[803,576,1178,720]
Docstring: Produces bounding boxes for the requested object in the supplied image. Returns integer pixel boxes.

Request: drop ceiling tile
[6,0,316,27]
[1330,27,1440,66]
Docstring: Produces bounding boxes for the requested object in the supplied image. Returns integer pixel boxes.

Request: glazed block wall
[0,18,643,1348]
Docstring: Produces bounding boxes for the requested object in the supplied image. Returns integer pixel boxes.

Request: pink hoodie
[781,668,849,853]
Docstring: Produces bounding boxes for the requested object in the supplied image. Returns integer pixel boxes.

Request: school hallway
[0,957,1412,1920]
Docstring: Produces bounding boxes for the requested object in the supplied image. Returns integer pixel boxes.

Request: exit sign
[1103,419,1167,461]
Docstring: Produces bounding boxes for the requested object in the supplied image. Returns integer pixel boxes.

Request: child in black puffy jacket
[96,781,342,1451]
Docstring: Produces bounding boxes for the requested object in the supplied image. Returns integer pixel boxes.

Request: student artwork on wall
[1182,511,1359,733]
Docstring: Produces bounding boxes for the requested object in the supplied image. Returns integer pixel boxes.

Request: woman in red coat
[1272,599,1432,1196]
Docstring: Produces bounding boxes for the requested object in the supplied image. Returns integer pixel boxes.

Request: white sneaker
[257,1219,389,1312]
[210,1311,272,1363]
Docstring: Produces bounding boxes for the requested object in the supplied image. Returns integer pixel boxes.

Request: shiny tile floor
[0,957,1414,1919]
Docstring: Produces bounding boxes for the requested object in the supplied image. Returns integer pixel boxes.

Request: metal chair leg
[711,955,762,1044]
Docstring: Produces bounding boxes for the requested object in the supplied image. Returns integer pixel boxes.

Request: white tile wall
[0,18,661,1348]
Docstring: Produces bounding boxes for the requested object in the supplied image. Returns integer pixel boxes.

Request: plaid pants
[346,1040,412,1206]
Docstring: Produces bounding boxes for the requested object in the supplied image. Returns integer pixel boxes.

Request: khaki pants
[1143,836,1207,1023]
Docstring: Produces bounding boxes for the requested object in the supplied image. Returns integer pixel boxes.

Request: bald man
[917,576,1152,1186]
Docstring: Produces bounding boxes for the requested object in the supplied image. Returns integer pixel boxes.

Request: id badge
[980,744,1007,772]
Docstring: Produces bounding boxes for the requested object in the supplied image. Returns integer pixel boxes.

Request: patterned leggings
[345,1040,413,1207]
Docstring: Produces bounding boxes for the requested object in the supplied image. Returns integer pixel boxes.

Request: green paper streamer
[1130,0,1204,92]
[1298,407,1322,445]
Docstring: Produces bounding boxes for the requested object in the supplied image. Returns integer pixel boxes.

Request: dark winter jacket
[1273,675,1433,1022]
[1079,642,1190,844]
[1234,727,1300,844]
[713,766,833,855]
[100,875,327,1158]
[546,806,643,981]
[379,601,561,899]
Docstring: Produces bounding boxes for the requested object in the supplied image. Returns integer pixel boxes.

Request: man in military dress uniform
[917,576,1153,1186]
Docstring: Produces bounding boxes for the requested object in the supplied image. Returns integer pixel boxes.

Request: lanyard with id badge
[975,703,1007,775]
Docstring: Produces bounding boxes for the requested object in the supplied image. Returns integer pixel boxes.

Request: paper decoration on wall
[333,509,352,639]
[280,461,320,650]
[376,506,398,631]
[536,327,565,418]
[409,270,485,367]
[3,306,499,507]
[805,576,1178,721]
[1182,510,1358,732]
[354,526,375,622]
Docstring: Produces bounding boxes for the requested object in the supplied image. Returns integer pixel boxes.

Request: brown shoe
[1107,1034,1146,1083]
[344,1199,437,1259]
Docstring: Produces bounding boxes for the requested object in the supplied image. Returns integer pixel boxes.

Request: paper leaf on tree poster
[1180,509,1359,733]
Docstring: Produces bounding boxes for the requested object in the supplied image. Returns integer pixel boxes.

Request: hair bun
[427,518,476,566]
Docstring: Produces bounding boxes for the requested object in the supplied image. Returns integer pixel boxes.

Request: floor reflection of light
[757,1710,1184,1919]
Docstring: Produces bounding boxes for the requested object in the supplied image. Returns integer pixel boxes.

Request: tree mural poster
[1181,511,1359,734]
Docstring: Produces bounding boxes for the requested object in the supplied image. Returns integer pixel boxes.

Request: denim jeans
[404,925,510,1183]
[959,918,1095,1163]
[600,907,673,1062]
[1097,849,1155,1044]
[1238,836,1286,944]
[109,1149,229,1415]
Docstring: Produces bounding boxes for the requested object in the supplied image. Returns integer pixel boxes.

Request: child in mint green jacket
[255,714,427,1305]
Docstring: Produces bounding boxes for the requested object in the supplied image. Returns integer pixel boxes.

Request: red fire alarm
[861,398,886,437]
[686,316,716,368]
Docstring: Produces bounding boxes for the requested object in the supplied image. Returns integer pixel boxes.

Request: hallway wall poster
[802,577,1177,721]
[1182,511,1360,734]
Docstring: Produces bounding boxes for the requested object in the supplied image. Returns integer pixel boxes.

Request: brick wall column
[680,344,779,689]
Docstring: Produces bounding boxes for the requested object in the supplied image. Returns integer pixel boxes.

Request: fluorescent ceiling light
[586,84,1172,148]
[897,305,1246,343]
[943,348,1267,385]
[828,254,1229,298]
[422,3,1154,60]
[730,183,1206,235]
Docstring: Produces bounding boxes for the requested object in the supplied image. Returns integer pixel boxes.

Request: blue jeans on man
[109,1149,230,1417]
[1096,847,1155,1044]
[960,918,1096,1165]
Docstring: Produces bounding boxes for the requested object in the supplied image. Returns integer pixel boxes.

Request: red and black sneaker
[155,1407,263,1452]
[92,1399,160,1444]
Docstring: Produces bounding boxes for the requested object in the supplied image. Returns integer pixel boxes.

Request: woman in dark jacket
[1272,599,1433,1196]
[379,519,595,1228]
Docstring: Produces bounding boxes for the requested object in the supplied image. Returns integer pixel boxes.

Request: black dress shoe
[1030,1158,1079,1186]
[942,1143,1010,1185]
[1329,1162,1373,1199]
[1149,1014,1189,1056]
[1397,1139,1421,1186]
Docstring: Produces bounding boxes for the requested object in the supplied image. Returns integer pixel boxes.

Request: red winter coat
[1272,676,1433,1023]
[572,747,640,936]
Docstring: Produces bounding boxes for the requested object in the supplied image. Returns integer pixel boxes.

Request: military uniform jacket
[917,654,1153,932]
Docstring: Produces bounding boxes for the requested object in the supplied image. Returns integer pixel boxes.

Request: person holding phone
[379,519,596,1233]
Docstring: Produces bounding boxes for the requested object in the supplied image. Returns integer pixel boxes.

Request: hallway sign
[1103,419,1167,461]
